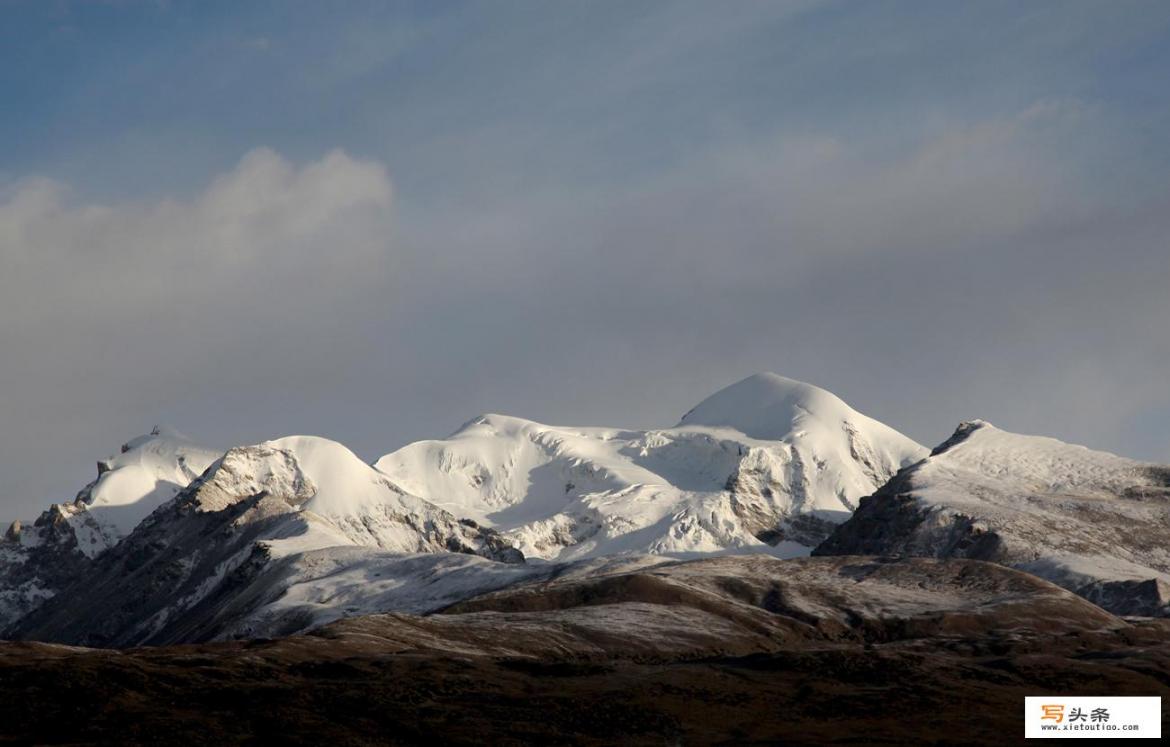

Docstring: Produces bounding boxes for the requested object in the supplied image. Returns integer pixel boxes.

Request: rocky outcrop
[376,373,927,561]
[0,428,223,628]
[0,507,91,627]
[815,420,1170,617]
[7,440,524,647]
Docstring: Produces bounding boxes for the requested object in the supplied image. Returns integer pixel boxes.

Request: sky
[2,0,1170,522]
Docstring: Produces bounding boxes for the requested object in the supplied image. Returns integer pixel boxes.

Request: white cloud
[0,148,395,514]
[0,147,393,323]
[0,148,396,372]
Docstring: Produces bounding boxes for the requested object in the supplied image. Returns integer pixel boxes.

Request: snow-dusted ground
[220,550,550,639]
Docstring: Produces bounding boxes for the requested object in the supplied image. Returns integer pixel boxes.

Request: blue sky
[2,0,1170,519]
[8,1,1169,197]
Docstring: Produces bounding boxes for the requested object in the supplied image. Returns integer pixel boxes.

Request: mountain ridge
[2,372,928,644]
[374,372,927,561]
[815,419,1170,616]
[3,372,1168,648]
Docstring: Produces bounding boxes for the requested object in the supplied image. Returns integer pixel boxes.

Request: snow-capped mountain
[68,425,223,552]
[9,435,522,646]
[3,373,925,645]
[12,372,1168,648]
[815,420,1170,616]
[0,427,220,626]
[375,373,927,561]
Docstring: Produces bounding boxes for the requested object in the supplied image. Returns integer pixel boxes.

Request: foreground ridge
[0,554,1165,745]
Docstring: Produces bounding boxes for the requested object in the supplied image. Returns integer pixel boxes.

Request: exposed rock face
[9,374,1170,662]
[1073,577,1170,618]
[375,373,926,560]
[0,374,925,641]
[7,438,524,647]
[66,426,223,555]
[0,428,222,628]
[815,420,1170,617]
[0,507,90,627]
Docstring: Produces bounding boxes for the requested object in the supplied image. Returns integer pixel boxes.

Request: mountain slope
[3,374,927,645]
[815,420,1170,616]
[375,373,926,561]
[8,436,522,647]
[9,374,1170,651]
[0,428,220,626]
[70,426,223,551]
[2,557,1163,746]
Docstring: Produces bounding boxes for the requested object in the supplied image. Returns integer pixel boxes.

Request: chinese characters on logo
[1041,705,1110,725]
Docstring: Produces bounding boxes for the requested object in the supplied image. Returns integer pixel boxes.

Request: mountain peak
[677,373,855,440]
[118,425,192,455]
[929,419,996,456]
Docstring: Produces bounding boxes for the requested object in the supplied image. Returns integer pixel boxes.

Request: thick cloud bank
[0,149,394,515]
